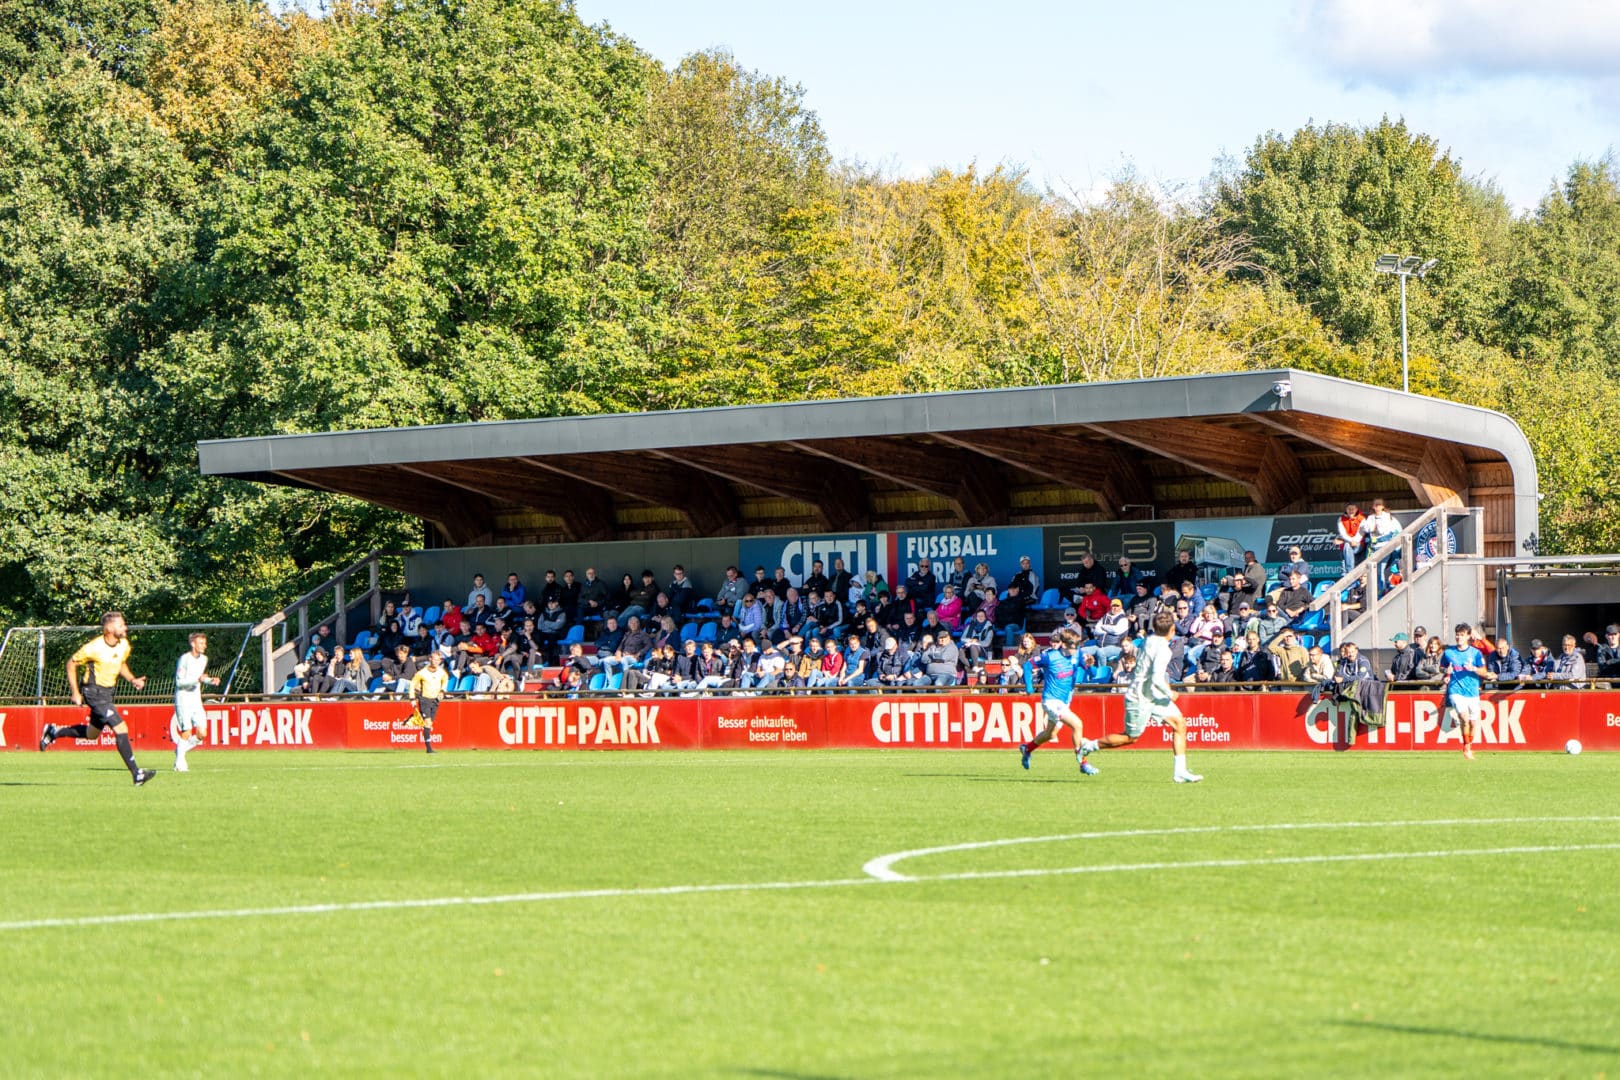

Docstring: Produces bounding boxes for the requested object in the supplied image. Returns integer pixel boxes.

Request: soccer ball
[1565,739,1583,755]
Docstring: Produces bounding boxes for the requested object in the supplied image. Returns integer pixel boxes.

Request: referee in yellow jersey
[408,650,450,754]
[42,612,156,786]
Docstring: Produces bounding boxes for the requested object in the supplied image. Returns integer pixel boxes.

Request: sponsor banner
[737,533,888,592]
[5,691,1616,751]
[1043,522,1175,593]
[890,527,1044,597]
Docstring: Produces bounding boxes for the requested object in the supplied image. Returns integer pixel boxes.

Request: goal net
[0,624,259,704]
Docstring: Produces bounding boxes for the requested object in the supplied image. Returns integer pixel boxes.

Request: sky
[562,0,1620,211]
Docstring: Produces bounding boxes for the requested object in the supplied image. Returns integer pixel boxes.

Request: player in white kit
[172,632,219,772]
[1077,609,1202,783]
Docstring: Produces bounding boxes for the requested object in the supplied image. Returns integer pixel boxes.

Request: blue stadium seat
[1035,588,1059,610]
[276,678,300,695]
[421,605,441,627]
[1313,580,1337,596]
[697,621,717,643]
[453,674,476,694]
[1091,664,1113,684]
[587,672,607,692]
[1199,583,1219,602]
[366,675,385,693]
[353,630,377,650]
[607,671,625,691]
[1298,634,1315,650]
[679,623,699,644]
[693,598,718,620]
[561,624,585,646]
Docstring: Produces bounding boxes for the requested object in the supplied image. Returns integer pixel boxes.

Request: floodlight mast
[1374,253,1437,393]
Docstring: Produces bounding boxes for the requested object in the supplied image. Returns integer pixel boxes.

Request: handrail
[251,548,407,694]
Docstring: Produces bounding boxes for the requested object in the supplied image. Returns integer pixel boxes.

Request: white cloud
[1297,0,1620,86]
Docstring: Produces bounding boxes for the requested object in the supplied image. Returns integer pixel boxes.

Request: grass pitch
[3,748,1617,1078]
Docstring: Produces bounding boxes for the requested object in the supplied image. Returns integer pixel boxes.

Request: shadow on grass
[731,1070,853,1080]
[1333,1019,1619,1055]
[906,774,1093,784]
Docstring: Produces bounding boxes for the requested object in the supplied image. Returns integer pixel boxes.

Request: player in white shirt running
[1077,610,1202,783]
[172,632,219,772]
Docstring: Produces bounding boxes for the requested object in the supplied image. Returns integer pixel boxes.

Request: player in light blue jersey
[1018,628,1098,776]
[1441,622,1489,760]
[1077,609,1202,783]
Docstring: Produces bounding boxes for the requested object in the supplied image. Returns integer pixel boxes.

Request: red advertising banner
[3,690,1616,753]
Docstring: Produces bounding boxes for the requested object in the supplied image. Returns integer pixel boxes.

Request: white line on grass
[2,838,1616,934]
[860,816,1620,881]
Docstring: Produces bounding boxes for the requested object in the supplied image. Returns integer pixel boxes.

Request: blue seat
[1298,634,1315,650]
[453,674,476,693]
[1091,664,1113,684]
[679,623,699,644]
[1295,609,1327,632]
[697,621,717,643]
[1038,588,1062,610]
[587,672,607,692]
[1313,580,1337,596]
[608,672,625,691]
[421,605,442,627]
[366,675,385,692]
[353,630,377,650]
[1199,583,1219,602]
[276,678,300,695]
[561,624,585,646]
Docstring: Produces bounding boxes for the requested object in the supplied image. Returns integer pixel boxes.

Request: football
[1566,739,1583,755]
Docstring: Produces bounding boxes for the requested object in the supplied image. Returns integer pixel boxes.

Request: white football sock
[1174,754,1187,775]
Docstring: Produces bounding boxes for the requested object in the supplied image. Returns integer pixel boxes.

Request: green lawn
[2,749,1617,1077]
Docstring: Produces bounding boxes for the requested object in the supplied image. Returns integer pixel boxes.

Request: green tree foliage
[6,3,1620,631]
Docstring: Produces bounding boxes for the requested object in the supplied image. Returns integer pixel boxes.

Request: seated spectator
[454,623,500,676]
[783,638,812,690]
[840,634,871,689]
[801,559,831,600]
[960,609,995,671]
[438,599,464,637]
[626,643,674,692]
[595,614,625,656]
[673,639,704,692]
[376,619,406,656]
[810,590,847,642]
[1084,599,1130,665]
[945,556,971,603]
[1112,556,1144,597]
[695,641,729,692]
[374,600,400,635]
[1304,644,1334,684]
[922,634,960,686]
[534,571,562,610]
[1217,572,1260,615]
[894,610,923,647]
[730,638,763,691]
[1551,635,1587,686]
[859,616,885,654]
[620,570,660,624]
[1193,643,1226,683]
[965,562,997,615]
[1057,607,1086,640]
[464,594,495,629]
[380,645,418,694]
[1010,554,1040,599]
[409,624,436,658]
[534,599,568,664]
[467,658,515,697]
[810,637,846,688]
[1279,546,1311,588]
[1011,631,1040,694]
[1112,647,1138,689]
[1268,627,1308,682]
[617,616,654,664]
[304,623,337,661]
[767,567,792,604]
[1377,632,1413,681]
[737,592,767,640]
[330,647,372,695]
[829,557,855,607]
[490,596,518,629]
[999,650,1026,691]
[935,584,964,631]
[1486,636,1526,682]
[755,642,788,689]
[861,570,890,607]
[649,592,680,630]
[558,641,600,687]
[775,588,810,643]
[1225,601,1258,643]
[1202,649,1238,685]
[922,609,952,642]
[714,612,740,649]
[1412,636,1445,683]
[1524,638,1553,678]
[715,565,748,614]
[996,582,1030,646]
[1076,581,1109,624]
[1234,631,1275,686]
[1187,602,1224,666]
[1277,572,1312,622]
[1126,582,1159,636]
[651,615,680,653]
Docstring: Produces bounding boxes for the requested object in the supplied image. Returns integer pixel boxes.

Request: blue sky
[568,0,1620,212]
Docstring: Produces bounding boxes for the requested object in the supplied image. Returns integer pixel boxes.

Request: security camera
[1271,380,1292,397]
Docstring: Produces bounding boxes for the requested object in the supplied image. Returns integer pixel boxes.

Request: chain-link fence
[0,624,257,704]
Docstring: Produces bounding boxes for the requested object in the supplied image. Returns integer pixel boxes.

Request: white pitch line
[859,816,1620,881]
[1,839,1616,934]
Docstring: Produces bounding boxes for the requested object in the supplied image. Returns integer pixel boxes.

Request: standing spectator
[665,565,695,618]
[768,567,793,604]
[829,557,855,607]
[1071,552,1110,598]
[1596,624,1620,684]
[1010,554,1040,600]
[1279,546,1311,588]
[1384,632,1418,682]
[1363,498,1402,583]
[467,573,494,610]
[1217,572,1260,615]
[533,599,567,664]
[1163,550,1198,591]
[1337,503,1366,575]
[1486,637,1525,682]
[1242,551,1267,595]
[801,559,831,600]
[555,570,582,621]
[906,558,939,608]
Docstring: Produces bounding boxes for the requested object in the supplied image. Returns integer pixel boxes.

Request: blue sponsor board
[737,533,887,589]
[893,527,1043,592]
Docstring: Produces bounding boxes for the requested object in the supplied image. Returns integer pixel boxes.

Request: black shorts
[82,684,122,728]
[418,697,440,723]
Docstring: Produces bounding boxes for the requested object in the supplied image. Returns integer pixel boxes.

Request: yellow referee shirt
[71,637,130,688]
[410,666,450,701]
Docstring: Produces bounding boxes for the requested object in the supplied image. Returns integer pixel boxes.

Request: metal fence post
[335,577,348,647]
[369,555,382,628]
[36,629,46,705]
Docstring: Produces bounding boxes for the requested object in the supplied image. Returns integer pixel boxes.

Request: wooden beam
[522,452,738,536]
[932,428,1151,520]
[786,437,1008,525]
[1250,412,1468,508]
[1082,419,1307,514]
[401,460,615,542]
[282,466,493,547]
[652,446,869,533]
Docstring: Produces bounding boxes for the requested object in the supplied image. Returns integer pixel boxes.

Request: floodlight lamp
[1374,254,1401,274]
[1398,255,1424,273]
[1415,258,1439,278]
